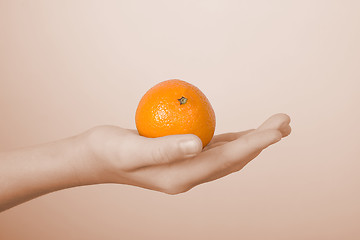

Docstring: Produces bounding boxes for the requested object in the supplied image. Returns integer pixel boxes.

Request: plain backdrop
[1,0,359,239]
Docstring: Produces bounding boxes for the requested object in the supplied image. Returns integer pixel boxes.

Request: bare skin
[0,113,291,212]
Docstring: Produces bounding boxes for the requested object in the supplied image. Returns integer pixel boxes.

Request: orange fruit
[135,79,216,147]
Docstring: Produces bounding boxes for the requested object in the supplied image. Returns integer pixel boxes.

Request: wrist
[79,126,130,185]
[68,130,107,186]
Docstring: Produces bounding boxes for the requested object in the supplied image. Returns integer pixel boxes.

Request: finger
[209,129,255,144]
[136,134,203,166]
[203,141,228,151]
[257,113,291,137]
[126,129,139,134]
[282,125,292,137]
[209,113,291,146]
[163,129,282,191]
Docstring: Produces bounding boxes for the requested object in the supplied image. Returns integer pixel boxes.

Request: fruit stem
[178,96,188,105]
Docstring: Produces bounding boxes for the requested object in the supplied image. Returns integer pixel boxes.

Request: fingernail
[179,139,200,157]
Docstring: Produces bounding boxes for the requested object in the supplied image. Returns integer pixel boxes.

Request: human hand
[80,113,291,194]
[0,113,291,211]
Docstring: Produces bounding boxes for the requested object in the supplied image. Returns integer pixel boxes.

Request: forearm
[0,134,97,212]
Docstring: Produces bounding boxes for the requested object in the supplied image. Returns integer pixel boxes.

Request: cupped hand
[82,113,291,194]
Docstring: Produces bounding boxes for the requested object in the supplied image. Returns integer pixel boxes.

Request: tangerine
[135,79,216,147]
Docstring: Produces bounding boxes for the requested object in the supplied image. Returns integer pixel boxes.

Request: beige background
[1,0,360,239]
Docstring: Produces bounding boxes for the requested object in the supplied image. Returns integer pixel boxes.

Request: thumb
[141,134,203,165]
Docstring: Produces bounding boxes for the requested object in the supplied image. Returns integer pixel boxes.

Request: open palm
[85,113,291,194]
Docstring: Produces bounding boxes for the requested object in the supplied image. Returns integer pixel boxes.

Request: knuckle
[151,147,169,164]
